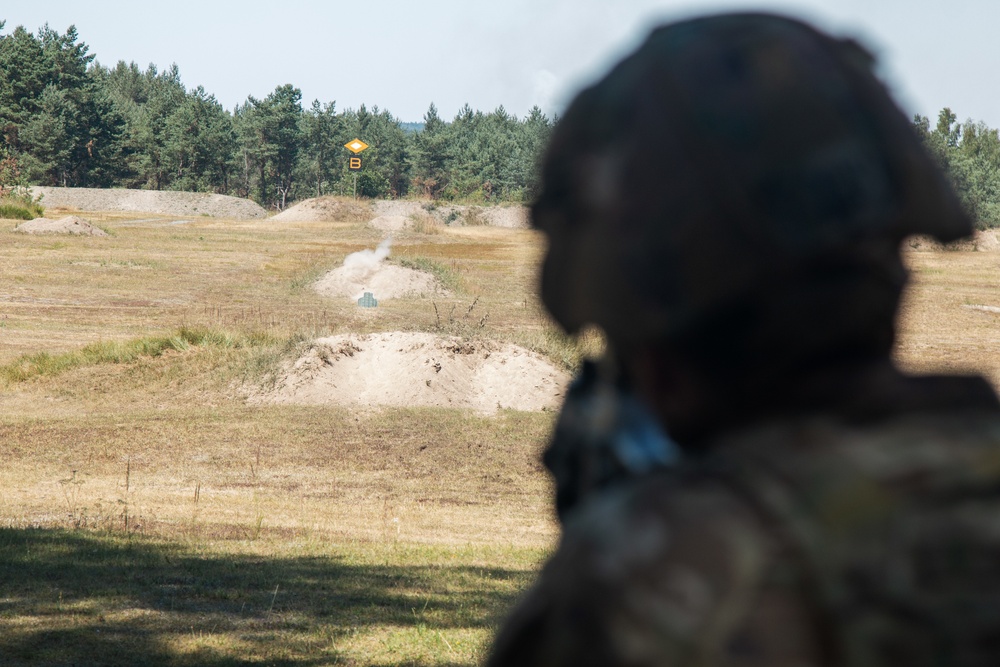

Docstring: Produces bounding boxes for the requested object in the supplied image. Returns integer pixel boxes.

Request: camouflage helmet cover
[533,13,970,344]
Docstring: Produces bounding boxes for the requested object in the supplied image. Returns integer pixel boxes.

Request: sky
[3,1,998,126]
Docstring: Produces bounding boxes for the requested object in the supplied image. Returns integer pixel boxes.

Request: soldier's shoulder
[718,410,1000,492]
[488,474,781,666]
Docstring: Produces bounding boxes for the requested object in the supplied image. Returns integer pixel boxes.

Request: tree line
[914,108,1000,230]
[6,22,1000,227]
[0,22,554,209]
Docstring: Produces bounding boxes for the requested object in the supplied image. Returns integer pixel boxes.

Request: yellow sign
[349,157,362,171]
[345,138,369,154]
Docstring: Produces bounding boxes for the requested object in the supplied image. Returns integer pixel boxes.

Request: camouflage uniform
[490,375,1000,666]
[487,13,1000,667]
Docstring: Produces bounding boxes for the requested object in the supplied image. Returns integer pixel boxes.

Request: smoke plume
[342,236,392,300]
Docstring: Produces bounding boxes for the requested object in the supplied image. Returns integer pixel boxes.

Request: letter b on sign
[349,157,362,171]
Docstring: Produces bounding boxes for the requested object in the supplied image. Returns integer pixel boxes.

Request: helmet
[533,13,970,345]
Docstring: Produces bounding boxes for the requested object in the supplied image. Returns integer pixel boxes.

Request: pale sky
[3,1,997,126]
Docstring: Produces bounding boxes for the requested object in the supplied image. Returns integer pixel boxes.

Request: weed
[423,296,602,370]
[0,327,277,385]
[410,212,442,234]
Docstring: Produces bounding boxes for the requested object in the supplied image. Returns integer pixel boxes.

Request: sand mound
[314,264,440,301]
[370,200,425,219]
[975,229,1000,250]
[369,215,412,231]
[29,186,267,219]
[271,197,371,222]
[313,238,443,301]
[254,332,569,413]
[478,206,529,228]
[15,215,108,236]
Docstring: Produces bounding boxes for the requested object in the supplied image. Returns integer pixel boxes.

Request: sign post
[344,139,369,200]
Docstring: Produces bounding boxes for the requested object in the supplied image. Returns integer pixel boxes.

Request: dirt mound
[15,215,108,236]
[254,331,569,413]
[368,214,412,231]
[29,186,267,219]
[370,200,425,220]
[370,201,529,229]
[271,196,372,222]
[313,238,444,301]
[975,230,1000,250]
[314,263,441,301]
[905,230,1000,252]
[478,206,529,228]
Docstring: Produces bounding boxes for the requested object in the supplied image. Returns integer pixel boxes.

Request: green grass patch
[0,327,277,384]
[0,201,42,220]
[0,192,45,220]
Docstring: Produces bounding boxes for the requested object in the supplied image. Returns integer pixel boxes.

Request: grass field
[2,205,999,665]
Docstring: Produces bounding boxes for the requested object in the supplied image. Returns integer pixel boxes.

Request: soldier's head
[534,13,971,441]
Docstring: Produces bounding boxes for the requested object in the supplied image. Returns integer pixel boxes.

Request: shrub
[0,192,44,220]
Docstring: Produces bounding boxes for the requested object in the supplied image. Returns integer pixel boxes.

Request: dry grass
[0,210,569,665]
[896,246,1000,386]
[3,207,999,665]
[410,212,444,235]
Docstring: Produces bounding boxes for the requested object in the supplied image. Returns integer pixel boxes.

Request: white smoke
[342,236,392,301]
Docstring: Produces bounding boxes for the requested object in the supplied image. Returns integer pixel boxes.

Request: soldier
[487,13,1000,667]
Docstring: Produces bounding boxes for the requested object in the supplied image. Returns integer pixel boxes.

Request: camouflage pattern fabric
[487,376,1000,666]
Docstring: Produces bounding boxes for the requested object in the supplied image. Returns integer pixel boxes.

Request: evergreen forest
[3,21,1000,229]
[0,22,553,210]
[913,109,1000,230]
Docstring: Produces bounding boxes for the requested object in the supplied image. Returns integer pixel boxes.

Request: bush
[0,203,34,220]
[0,192,44,220]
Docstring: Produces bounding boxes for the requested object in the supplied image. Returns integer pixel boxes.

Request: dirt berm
[15,215,108,236]
[30,186,268,219]
[272,196,529,228]
[253,332,569,413]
